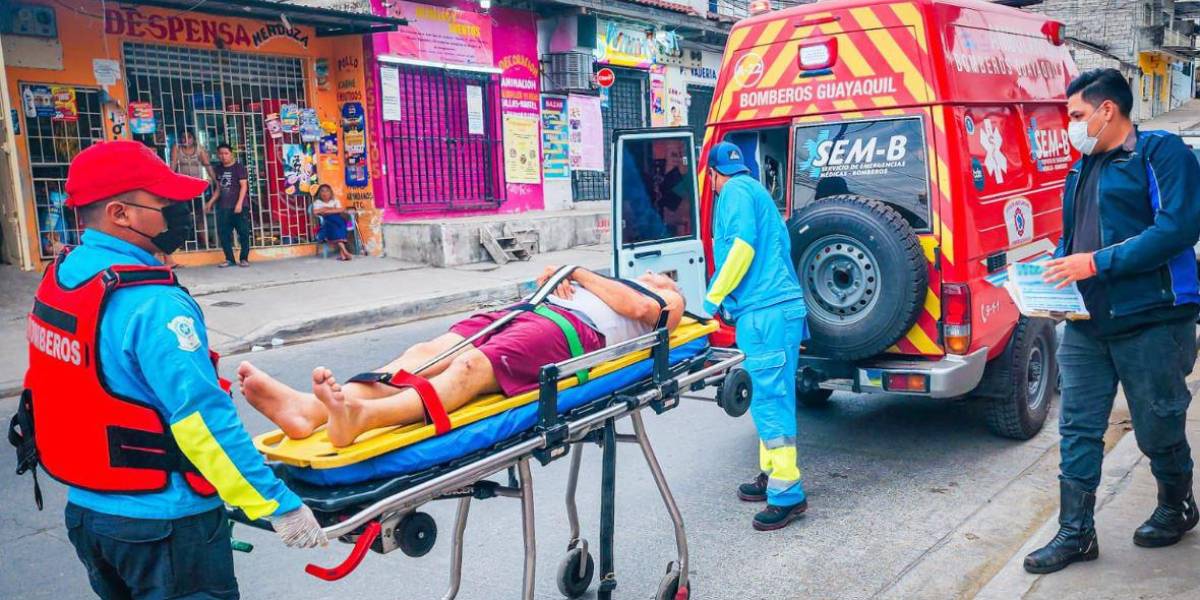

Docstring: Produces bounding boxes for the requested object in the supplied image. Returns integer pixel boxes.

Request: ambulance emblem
[167,316,202,352]
[733,52,765,88]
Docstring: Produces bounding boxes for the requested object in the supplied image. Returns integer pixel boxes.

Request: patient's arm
[572,269,683,331]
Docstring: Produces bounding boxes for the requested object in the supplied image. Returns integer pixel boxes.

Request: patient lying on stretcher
[238,267,686,447]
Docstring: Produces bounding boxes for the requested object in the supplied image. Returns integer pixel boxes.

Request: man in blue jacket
[704,142,810,531]
[18,141,325,599]
[1027,69,1200,574]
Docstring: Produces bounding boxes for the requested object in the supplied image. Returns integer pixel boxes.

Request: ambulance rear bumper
[808,347,989,399]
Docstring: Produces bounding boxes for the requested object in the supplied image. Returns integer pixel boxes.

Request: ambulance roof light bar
[798,38,837,74]
[1042,20,1066,45]
[749,0,771,15]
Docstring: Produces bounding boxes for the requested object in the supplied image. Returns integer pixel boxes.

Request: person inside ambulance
[704,141,811,531]
[14,141,325,600]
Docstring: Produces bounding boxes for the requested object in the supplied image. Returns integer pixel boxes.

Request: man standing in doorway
[206,143,251,268]
[704,141,811,531]
[1026,68,1200,574]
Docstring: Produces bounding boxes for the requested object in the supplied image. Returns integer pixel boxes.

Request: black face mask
[124,202,194,255]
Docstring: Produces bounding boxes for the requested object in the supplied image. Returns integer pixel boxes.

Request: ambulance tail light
[749,0,771,15]
[798,39,837,72]
[942,283,971,355]
[1043,20,1066,46]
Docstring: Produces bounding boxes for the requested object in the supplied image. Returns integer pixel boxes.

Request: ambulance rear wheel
[718,369,752,418]
[397,512,437,557]
[790,194,927,361]
[555,547,595,598]
[982,317,1056,440]
[797,388,833,408]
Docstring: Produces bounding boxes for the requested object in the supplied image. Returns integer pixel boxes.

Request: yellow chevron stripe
[923,287,941,320]
[919,236,938,263]
[833,99,858,112]
[880,108,906,115]
[849,8,934,103]
[935,155,951,200]
[871,95,898,107]
[817,21,875,80]
[932,211,955,266]
[770,105,794,117]
[760,39,804,89]
[904,321,941,354]
[715,21,789,121]
[890,3,928,53]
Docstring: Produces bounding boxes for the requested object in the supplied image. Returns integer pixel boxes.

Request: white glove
[272,504,328,548]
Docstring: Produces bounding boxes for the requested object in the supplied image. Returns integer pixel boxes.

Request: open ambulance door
[611,128,708,317]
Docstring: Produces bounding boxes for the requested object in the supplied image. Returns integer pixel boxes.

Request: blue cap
[708,141,750,176]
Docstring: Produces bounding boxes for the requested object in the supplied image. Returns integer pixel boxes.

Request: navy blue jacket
[1056,129,1200,320]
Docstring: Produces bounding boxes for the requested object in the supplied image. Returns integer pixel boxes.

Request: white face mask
[1068,108,1108,156]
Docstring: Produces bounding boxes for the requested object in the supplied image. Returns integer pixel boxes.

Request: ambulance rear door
[611,128,707,316]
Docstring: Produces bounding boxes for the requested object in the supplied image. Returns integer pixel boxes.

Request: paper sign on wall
[568,94,604,172]
[503,115,540,184]
[541,96,569,179]
[93,59,121,86]
[466,85,484,135]
[380,66,402,122]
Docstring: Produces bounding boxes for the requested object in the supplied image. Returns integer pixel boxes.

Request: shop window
[573,68,649,201]
[792,117,930,231]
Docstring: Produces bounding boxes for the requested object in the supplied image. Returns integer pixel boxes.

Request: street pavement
[0,312,1097,600]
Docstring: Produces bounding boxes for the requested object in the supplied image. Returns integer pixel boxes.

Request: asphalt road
[0,314,1065,600]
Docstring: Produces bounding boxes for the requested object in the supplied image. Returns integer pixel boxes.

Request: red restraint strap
[388,370,451,435]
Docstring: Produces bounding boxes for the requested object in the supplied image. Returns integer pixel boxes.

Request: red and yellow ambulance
[610,0,1076,439]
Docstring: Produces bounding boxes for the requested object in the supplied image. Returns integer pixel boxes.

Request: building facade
[0,1,399,270]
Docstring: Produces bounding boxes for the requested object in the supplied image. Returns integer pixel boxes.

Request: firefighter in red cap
[11,140,324,599]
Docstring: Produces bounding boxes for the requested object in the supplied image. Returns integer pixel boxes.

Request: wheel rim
[800,235,880,325]
[1026,339,1048,412]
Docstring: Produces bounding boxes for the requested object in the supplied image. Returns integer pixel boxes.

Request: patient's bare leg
[314,348,501,447]
[239,332,469,438]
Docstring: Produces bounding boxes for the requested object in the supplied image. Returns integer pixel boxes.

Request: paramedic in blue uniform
[704,141,811,531]
[38,141,326,599]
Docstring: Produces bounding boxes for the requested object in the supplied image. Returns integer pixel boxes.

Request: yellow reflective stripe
[706,238,755,306]
[762,444,800,482]
[171,412,280,520]
[759,441,772,473]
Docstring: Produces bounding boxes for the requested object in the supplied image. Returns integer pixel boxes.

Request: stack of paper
[1003,261,1090,320]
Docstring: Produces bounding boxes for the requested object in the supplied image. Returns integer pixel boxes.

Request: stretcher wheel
[717,368,752,418]
[555,547,595,598]
[655,568,689,600]
[397,512,437,557]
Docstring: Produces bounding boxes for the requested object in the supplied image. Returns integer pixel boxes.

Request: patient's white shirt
[546,285,653,346]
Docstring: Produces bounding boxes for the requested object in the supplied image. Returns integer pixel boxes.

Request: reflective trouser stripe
[759,441,801,485]
[172,412,280,521]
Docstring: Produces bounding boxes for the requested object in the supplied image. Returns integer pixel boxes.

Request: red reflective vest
[20,250,221,497]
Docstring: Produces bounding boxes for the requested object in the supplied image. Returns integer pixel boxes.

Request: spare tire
[789,194,927,361]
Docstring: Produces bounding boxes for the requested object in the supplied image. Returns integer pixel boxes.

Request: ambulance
[609,0,1077,439]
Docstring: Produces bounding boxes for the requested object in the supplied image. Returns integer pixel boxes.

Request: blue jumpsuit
[705,174,809,506]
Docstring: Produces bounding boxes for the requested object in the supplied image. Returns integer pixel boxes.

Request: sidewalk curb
[183,262,424,298]
[215,266,611,355]
[973,422,1147,599]
[0,379,20,401]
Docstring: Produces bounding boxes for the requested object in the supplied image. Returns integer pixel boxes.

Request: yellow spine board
[254,319,718,469]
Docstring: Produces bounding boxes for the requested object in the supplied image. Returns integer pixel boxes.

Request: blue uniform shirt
[710,175,805,319]
[61,230,301,520]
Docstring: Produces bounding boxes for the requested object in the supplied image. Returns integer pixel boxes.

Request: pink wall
[366,0,544,221]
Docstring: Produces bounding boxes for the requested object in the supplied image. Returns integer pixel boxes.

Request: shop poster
[51,87,78,122]
[23,85,55,119]
[503,115,540,184]
[315,58,331,91]
[380,66,402,122]
[282,143,318,196]
[319,133,339,155]
[280,104,300,133]
[595,19,655,68]
[341,102,369,188]
[541,96,569,179]
[465,85,485,135]
[299,108,321,142]
[265,113,284,140]
[382,0,493,66]
[650,67,667,127]
[567,94,604,172]
[128,102,156,134]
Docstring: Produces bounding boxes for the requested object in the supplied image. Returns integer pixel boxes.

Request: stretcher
[233,269,752,600]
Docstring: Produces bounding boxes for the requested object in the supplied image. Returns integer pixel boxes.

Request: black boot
[737,473,768,502]
[1133,475,1199,548]
[753,500,807,531]
[1023,480,1098,574]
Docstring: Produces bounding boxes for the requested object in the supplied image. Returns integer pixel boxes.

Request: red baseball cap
[65,140,209,208]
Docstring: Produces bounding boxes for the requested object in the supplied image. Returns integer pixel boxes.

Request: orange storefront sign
[103,6,311,50]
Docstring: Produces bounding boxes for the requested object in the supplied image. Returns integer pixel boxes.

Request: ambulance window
[792,118,930,231]
[619,137,697,247]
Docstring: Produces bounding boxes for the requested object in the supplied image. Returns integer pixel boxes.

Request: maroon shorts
[448,305,605,396]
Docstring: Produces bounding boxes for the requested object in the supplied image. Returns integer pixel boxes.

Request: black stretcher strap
[32,299,78,334]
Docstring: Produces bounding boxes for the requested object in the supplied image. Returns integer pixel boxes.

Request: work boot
[1023,480,1098,574]
[1133,475,1199,548]
[737,473,768,502]
[752,500,807,531]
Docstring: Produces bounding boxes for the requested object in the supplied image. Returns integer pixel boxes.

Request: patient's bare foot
[312,367,367,447]
[238,361,326,439]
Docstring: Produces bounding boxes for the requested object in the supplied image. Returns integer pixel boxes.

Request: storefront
[2,0,402,269]
[366,0,545,221]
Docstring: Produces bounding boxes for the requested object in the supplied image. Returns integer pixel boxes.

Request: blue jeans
[1058,319,1196,493]
[736,299,809,505]
[65,504,239,599]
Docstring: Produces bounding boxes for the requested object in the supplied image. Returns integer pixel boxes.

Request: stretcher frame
[234,326,746,600]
